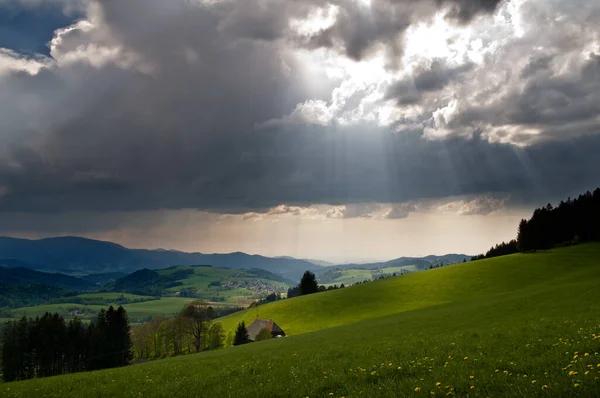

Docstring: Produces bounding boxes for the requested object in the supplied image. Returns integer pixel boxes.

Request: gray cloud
[386,59,474,105]
[1,0,599,222]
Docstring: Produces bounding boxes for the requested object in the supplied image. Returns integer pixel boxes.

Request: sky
[0,0,599,262]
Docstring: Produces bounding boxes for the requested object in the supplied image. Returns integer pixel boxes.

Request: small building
[247,319,286,341]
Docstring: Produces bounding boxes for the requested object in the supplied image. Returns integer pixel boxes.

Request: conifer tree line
[472,188,600,260]
[1,306,132,382]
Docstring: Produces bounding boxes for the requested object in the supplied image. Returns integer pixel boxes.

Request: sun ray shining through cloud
[0,0,599,259]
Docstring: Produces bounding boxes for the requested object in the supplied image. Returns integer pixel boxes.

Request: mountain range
[0,236,320,280]
[0,236,471,280]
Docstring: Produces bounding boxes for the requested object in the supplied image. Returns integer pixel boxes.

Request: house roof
[247,319,284,340]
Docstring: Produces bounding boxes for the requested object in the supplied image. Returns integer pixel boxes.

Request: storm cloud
[1,0,599,221]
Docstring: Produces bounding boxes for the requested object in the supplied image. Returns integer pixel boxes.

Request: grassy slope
[4,244,600,397]
[218,244,600,334]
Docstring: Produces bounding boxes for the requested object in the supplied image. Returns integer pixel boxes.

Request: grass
[3,243,600,397]
[218,244,600,334]
[75,293,154,300]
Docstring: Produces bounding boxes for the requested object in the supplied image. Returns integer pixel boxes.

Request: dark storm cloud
[449,54,600,132]
[1,0,599,223]
[219,0,504,63]
[2,123,600,214]
[439,0,504,23]
[386,60,474,105]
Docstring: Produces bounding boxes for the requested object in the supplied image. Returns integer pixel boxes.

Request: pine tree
[233,322,250,346]
[298,271,319,295]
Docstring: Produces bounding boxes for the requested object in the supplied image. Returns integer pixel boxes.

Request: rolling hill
[335,253,471,271]
[0,236,321,279]
[4,243,600,397]
[0,267,93,291]
[5,265,291,322]
[0,267,94,308]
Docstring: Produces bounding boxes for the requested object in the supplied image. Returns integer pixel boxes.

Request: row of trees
[471,240,519,261]
[1,306,132,382]
[132,300,227,360]
[472,188,600,260]
[517,189,600,251]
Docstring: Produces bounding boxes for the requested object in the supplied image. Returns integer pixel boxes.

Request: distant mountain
[336,254,471,271]
[0,236,321,280]
[275,256,334,267]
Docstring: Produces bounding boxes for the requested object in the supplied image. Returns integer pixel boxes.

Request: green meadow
[4,244,600,397]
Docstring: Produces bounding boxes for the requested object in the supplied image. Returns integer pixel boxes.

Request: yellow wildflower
[470,386,475,390]
[542,385,548,390]
[415,387,421,392]
[532,380,537,384]
[574,383,580,388]
[469,376,474,380]
[436,382,441,387]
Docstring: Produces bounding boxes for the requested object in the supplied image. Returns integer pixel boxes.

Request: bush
[254,327,272,341]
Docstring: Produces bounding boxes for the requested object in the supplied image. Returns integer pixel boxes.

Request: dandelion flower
[469,376,474,380]
[574,383,580,388]
[415,387,421,392]
[532,380,537,384]
[542,385,548,390]
[470,386,475,390]
[436,382,441,387]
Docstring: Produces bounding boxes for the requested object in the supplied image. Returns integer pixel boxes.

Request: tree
[254,327,272,342]
[233,321,250,346]
[179,300,213,352]
[206,322,225,350]
[298,271,319,295]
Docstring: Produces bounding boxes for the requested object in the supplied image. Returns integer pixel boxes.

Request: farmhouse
[247,319,286,341]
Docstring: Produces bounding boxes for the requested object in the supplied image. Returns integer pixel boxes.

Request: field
[4,243,600,397]
[8,297,196,323]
